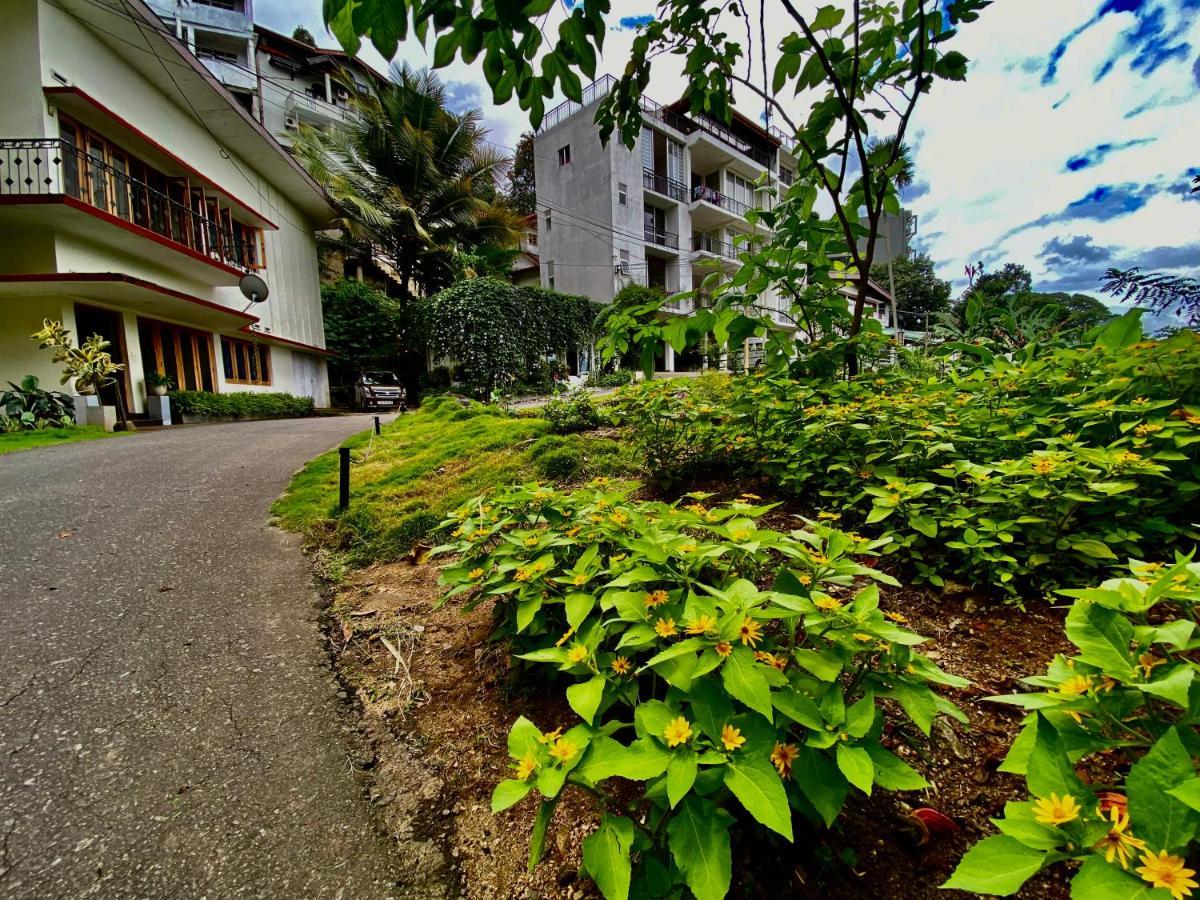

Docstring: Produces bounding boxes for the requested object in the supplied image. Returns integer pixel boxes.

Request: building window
[544,209,552,232]
[138,318,215,392]
[779,166,794,186]
[195,44,241,65]
[221,337,272,385]
[618,182,628,206]
[547,260,555,290]
[618,249,631,274]
[558,145,571,166]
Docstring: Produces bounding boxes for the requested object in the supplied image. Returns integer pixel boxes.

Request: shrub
[171,390,314,419]
[433,485,965,900]
[534,446,584,481]
[610,328,1200,596]
[586,369,634,389]
[1,376,74,429]
[542,388,604,434]
[945,556,1200,897]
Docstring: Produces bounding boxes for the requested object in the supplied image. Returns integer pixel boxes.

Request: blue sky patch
[617,14,653,29]
[1065,138,1155,171]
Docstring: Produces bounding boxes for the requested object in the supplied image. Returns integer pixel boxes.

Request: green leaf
[528,798,556,872]
[1064,602,1136,680]
[491,778,533,812]
[792,745,848,826]
[1137,665,1195,709]
[792,647,843,682]
[567,674,606,725]
[688,678,735,741]
[721,646,774,720]
[666,796,733,900]
[581,814,634,900]
[1095,308,1144,351]
[723,754,793,839]
[565,591,595,629]
[1167,777,1200,813]
[508,716,543,758]
[890,680,938,735]
[773,688,825,731]
[941,835,1048,895]
[577,736,671,783]
[1069,855,1168,900]
[1127,728,1200,852]
[811,5,845,30]
[1069,539,1118,560]
[836,743,875,795]
[639,637,706,672]
[865,744,928,790]
[1026,714,1087,800]
[667,750,699,807]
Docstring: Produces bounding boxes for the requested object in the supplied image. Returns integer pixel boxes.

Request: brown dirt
[321,551,1073,899]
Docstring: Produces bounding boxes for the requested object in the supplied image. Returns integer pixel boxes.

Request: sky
[255,0,1200,297]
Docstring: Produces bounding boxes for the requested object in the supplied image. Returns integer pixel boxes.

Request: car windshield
[361,372,400,386]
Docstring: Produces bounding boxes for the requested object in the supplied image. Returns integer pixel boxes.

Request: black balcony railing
[691,115,773,168]
[691,184,751,217]
[642,167,687,202]
[0,138,254,272]
[691,234,736,258]
[644,224,678,249]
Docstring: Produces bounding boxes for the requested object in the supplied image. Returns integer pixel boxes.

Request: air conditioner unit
[284,114,299,130]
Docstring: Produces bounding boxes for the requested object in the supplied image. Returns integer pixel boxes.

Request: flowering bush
[609,329,1200,595]
[945,557,1200,897]
[432,483,966,899]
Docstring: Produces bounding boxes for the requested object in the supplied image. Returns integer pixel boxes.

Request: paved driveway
[0,417,405,898]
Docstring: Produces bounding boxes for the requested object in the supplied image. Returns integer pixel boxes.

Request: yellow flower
[1137,851,1198,900]
[1138,652,1165,679]
[645,589,670,608]
[549,738,579,764]
[514,752,538,781]
[572,572,588,587]
[738,618,764,647]
[1057,675,1092,696]
[770,742,799,778]
[679,542,698,554]
[610,511,629,527]
[814,596,842,611]
[524,536,539,547]
[1135,423,1164,437]
[538,727,563,745]
[853,632,874,642]
[729,527,751,542]
[738,493,762,501]
[798,573,813,586]
[685,614,718,635]
[714,640,734,658]
[1093,806,1145,869]
[565,526,581,538]
[685,503,707,515]
[883,611,908,623]
[591,476,610,486]
[1032,457,1058,475]
[654,618,677,639]
[721,724,746,752]
[555,627,576,647]
[611,656,632,675]
[468,567,485,580]
[1032,793,1081,826]
[566,644,589,664]
[663,716,693,748]
[514,568,531,582]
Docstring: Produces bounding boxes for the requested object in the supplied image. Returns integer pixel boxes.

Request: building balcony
[690,184,751,229]
[0,138,255,283]
[642,167,686,204]
[643,224,679,254]
[686,118,773,176]
[197,55,258,92]
[146,0,251,34]
[691,233,737,259]
[285,89,359,128]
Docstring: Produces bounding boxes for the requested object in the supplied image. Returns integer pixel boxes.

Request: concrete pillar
[663,342,675,374]
[120,311,146,414]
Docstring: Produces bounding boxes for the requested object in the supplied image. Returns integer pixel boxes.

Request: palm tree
[293,64,523,300]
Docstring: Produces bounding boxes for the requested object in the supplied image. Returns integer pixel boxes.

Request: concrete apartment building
[0,0,337,412]
[534,75,894,372]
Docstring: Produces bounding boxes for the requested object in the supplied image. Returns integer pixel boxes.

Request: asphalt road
[0,416,406,899]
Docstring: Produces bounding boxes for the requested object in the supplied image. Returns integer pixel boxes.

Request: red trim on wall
[43,86,279,230]
[236,325,334,356]
[0,194,247,279]
[0,272,261,323]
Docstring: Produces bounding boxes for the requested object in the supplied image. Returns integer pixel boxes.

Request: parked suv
[353,371,406,411]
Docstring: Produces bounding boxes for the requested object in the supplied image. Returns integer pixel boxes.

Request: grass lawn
[0,426,125,456]
[274,398,552,565]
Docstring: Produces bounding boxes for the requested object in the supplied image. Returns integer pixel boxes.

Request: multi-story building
[534,75,892,372]
[0,0,336,412]
[146,0,259,116]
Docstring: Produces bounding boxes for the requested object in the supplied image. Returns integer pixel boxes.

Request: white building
[146,0,259,116]
[0,0,336,413]
[534,75,892,373]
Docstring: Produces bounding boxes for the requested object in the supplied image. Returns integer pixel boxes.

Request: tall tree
[322,0,990,375]
[505,131,536,216]
[292,65,523,303]
[869,253,951,330]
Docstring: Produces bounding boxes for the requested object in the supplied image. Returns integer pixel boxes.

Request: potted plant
[31,319,134,431]
[145,371,174,397]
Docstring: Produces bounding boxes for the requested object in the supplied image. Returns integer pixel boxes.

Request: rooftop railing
[0,138,254,272]
[642,167,687,202]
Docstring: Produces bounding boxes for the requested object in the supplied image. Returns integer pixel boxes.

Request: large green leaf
[577,736,672,783]
[889,680,938,735]
[721,646,774,720]
[667,750,699,808]
[581,814,634,900]
[1069,855,1168,900]
[1127,728,1200,852]
[1064,602,1136,680]
[941,835,1048,895]
[1095,307,1144,351]
[491,778,533,812]
[836,743,875,795]
[666,796,733,900]
[528,798,556,872]
[773,688,825,731]
[1167,777,1200,813]
[567,674,606,724]
[1026,714,1087,799]
[792,745,848,826]
[723,753,793,839]
[865,744,928,790]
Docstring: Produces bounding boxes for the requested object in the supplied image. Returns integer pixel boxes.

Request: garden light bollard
[374,415,381,436]
[338,446,351,510]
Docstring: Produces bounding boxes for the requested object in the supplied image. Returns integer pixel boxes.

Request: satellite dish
[239,273,269,304]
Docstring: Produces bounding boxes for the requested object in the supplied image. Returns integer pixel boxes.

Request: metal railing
[690,184,751,217]
[539,75,617,132]
[643,224,678,249]
[0,138,254,272]
[691,115,773,168]
[691,234,736,258]
[642,167,687,202]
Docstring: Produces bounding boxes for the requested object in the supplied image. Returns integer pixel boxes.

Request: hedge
[171,390,314,420]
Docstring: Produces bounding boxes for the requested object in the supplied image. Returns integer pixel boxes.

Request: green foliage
[586,369,634,389]
[946,557,1200,897]
[425,278,602,398]
[433,484,964,900]
[869,253,951,318]
[170,390,314,420]
[530,434,636,483]
[1,376,74,430]
[504,131,536,216]
[32,319,124,394]
[321,279,413,385]
[542,388,604,434]
[291,65,522,301]
[144,370,174,390]
[610,329,1200,596]
[0,425,121,455]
